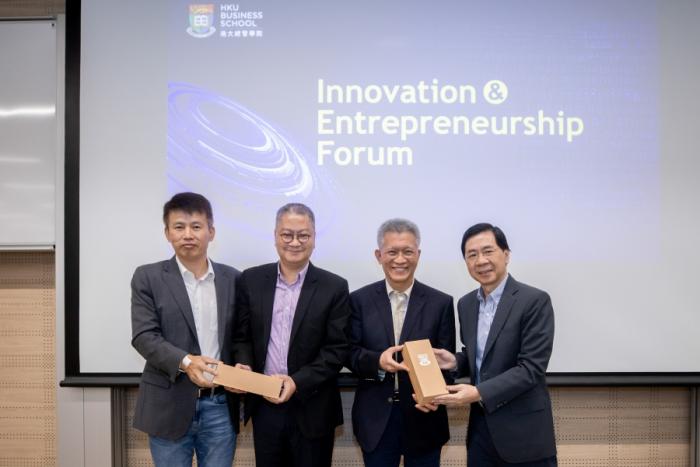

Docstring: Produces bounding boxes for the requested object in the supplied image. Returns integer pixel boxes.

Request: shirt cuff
[179,355,192,373]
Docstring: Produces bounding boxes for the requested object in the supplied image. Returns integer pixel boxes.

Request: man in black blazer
[430,223,557,466]
[348,218,455,467]
[232,203,351,467]
[131,192,240,467]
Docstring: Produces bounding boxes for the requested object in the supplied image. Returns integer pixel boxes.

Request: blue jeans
[149,392,236,467]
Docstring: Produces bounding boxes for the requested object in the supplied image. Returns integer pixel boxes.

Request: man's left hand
[412,393,440,413]
[265,374,296,404]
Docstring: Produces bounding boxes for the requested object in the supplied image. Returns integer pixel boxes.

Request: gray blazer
[131,257,240,439]
[455,275,557,463]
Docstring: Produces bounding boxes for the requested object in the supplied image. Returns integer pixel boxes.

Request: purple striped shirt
[264,263,309,376]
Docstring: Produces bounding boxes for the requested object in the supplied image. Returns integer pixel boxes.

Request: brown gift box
[212,363,283,399]
[401,339,448,404]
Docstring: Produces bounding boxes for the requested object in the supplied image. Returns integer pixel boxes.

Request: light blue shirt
[475,275,509,384]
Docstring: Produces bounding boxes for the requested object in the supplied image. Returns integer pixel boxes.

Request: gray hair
[377,218,421,248]
[275,203,316,229]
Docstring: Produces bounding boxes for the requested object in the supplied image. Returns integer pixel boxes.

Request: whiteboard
[0,20,57,248]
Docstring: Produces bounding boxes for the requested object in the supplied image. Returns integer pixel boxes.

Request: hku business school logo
[187,4,216,38]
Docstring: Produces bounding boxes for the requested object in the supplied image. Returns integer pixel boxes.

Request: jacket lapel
[482,276,517,362]
[399,281,425,344]
[260,264,277,351]
[373,281,395,346]
[162,257,199,349]
[463,293,479,378]
[289,263,318,347]
[213,261,231,350]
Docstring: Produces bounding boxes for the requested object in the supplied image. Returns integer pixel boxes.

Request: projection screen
[66,0,700,379]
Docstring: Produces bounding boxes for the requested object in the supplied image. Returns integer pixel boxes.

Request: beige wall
[0,252,57,466]
[0,0,63,17]
[122,386,691,466]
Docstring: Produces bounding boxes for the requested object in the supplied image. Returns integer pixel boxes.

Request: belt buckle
[392,391,400,402]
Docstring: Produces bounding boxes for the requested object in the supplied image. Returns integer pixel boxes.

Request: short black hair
[162,192,213,227]
[460,223,510,257]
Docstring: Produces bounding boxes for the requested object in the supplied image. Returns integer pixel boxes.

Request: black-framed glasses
[278,231,313,244]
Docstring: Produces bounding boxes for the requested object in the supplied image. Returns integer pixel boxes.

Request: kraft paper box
[401,339,448,404]
[212,363,283,399]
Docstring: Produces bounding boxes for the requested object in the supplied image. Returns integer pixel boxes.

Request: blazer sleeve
[347,292,383,379]
[230,271,254,366]
[477,291,554,413]
[290,278,351,403]
[130,266,187,382]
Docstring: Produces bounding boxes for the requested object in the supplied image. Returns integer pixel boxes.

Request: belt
[388,390,400,403]
[197,385,226,398]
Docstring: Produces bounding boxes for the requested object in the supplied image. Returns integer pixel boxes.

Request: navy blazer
[231,262,351,439]
[131,257,240,439]
[455,275,556,463]
[348,279,455,455]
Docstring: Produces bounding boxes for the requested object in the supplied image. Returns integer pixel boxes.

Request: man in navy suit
[428,223,557,466]
[348,219,455,467]
[131,192,240,467]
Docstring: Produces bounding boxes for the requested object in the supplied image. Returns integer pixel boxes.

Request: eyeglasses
[278,231,313,244]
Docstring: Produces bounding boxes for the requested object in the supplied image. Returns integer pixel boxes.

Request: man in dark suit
[232,203,351,467]
[429,223,557,466]
[348,218,455,467]
[131,192,240,467]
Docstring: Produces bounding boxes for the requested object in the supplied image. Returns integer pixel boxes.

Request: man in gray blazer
[131,192,240,467]
[427,223,557,466]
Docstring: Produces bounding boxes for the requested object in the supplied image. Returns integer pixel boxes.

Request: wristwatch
[179,355,192,372]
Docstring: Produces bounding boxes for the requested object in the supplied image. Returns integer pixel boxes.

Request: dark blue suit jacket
[455,275,556,463]
[348,280,455,455]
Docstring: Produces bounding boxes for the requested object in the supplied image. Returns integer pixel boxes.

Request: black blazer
[131,257,240,439]
[348,280,455,455]
[232,262,351,438]
[455,275,556,463]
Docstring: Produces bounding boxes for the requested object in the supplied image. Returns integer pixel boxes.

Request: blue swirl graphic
[167,82,335,235]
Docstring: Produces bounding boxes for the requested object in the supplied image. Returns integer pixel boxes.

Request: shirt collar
[385,279,414,299]
[277,261,309,287]
[175,255,215,281]
[477,274,509,304]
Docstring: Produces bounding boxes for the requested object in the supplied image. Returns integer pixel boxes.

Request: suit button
[387,397,393,403]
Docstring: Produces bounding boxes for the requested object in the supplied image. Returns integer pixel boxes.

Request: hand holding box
[401,339,449,404]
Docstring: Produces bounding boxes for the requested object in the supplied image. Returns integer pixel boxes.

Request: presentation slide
[76,0,700,375]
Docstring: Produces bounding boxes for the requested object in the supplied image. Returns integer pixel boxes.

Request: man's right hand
[432,348,457,371]
[379,344,409,373]
[182,354,220,388]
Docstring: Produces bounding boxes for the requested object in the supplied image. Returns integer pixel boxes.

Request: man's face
[275,212,315,270]
[375,231,421,292]
[464,230,510,293]
[164,210,215,262]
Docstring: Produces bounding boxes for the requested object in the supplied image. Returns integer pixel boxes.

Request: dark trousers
[362,402,441,467]
[251,400,335,467]
[467,404,557,467]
